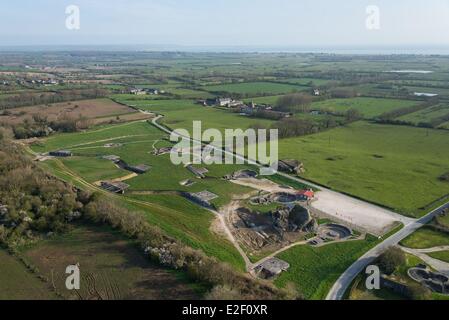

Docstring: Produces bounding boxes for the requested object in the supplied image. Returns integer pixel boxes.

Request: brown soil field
[22,224,201,300]
[0,98,137,125]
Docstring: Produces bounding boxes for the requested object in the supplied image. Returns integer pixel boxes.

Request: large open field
[113,98,275,132]
[277,121,449,216]
[310,97,420,119]
[398,103,449,125]
[0,249,57,300]
[21,224,201,300]
[0,98,139,125]
[275,236,378,300]
[202,82,309,95]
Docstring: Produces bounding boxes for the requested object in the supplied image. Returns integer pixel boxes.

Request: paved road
[325,201,449,300]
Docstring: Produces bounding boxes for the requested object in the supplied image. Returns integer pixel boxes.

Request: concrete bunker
[255,258,290,279]
[408,267,449,295]
[224,169,258,180]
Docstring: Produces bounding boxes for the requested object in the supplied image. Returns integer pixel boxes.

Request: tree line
[0,88,108,110]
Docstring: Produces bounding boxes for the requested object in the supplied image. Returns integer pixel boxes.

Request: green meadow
[277,121,449,216]
[400,226,449,249]
[202,81,308,95]
[114,98,275,132]
[275,236,378,300]
[311,97,419,119]
[398,103,449,124]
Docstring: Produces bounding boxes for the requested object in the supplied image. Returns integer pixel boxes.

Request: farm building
[49,150,72,157]
[217,97,233,107]
[255,258,290,279]
[129,88,146,95]
[100,181,130,194]
[297,189,315,201]
[126,164,151,174]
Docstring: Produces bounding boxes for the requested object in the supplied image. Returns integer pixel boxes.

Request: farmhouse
[129,88,146,95]
[255,258,290,279]
[49,150,72,157]
[100,181,130,194]
[217,97,232,107]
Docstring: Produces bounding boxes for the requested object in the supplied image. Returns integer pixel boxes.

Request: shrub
[377,247,406,275]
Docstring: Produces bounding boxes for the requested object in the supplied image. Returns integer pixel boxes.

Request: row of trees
[0,137,86,246]
[0,88,108,110]
[11,113,93,139]
[376,247,431,300]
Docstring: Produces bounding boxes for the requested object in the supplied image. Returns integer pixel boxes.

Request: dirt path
[214,201,254,271]
[230,177,296,194]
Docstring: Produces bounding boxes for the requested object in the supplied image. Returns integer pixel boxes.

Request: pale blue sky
[1,0,449,48]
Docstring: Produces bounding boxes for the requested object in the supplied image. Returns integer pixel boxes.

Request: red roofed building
[297,189,315,200]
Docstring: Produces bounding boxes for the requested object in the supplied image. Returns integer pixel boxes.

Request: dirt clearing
[0,98,138,125]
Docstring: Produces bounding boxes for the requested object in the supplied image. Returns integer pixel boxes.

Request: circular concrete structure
[317,224,352,240]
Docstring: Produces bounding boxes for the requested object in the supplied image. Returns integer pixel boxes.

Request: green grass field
[32,121,248,271]
[311,97,419,118]
[276,78,333,86]
[202,82,308,95]
[60,157,128,183]
[398,103,449,124]
[277,121,449,216]
[114,98,275,133]
[275,236,378,300]
[0,249,56,300]
[428,251,449,263]
[400,226,449,249]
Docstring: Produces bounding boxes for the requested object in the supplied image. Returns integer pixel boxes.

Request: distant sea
[1,44,449,55]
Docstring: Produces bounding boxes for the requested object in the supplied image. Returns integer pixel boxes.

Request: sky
[1,0,449,50]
